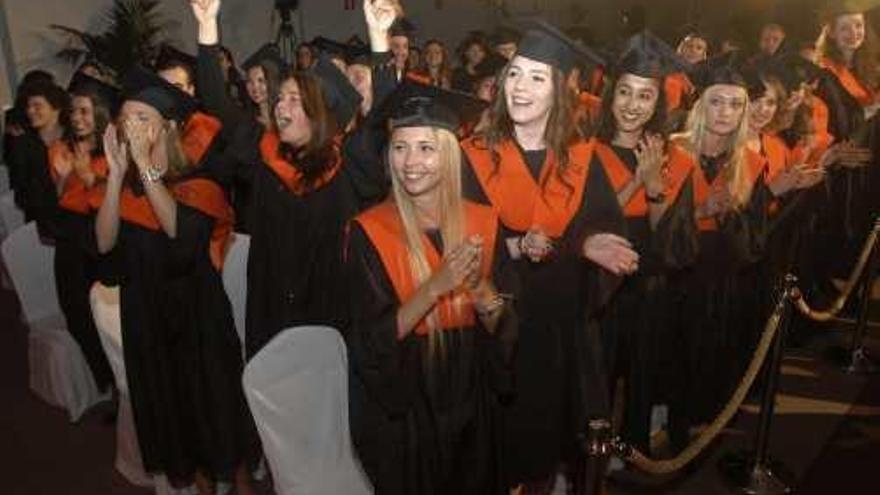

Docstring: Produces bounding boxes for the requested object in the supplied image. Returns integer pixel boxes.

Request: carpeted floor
[1,281,878,494]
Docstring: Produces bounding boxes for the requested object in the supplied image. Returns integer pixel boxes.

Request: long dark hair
[818,14,880,89]
[274,70,339,189]
[593,73,668,144]
[63,88,112,156]
[484,61,579,192]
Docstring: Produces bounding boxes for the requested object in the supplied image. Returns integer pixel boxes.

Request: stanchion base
[718,451,794,495]
[843,347,879,375]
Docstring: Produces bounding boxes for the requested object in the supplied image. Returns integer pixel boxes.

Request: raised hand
[582,233,640,276]
[123,118,156,174]
[430,236,483,296]
[190,0,221,25]
[364,0,401,33]
[103,124,128,181]
[634,133,668,195]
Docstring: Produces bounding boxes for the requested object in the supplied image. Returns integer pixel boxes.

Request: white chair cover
[221,233,250,351]
[2,222,103,421]
[89,282,197,495]
[242,326,373,495]
[0,190,24,239]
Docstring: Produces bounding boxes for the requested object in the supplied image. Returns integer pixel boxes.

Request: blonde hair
[673,85,754,208]
[388,127,465,356]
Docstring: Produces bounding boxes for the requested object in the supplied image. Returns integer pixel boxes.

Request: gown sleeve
[345,222,420,417]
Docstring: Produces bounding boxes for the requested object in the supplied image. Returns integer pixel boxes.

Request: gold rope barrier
[792,219,880,322]
[623,292,788,475]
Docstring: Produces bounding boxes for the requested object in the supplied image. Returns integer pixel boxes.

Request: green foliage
[50,0,175,78]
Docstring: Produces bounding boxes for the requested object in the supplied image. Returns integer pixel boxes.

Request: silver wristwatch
[140,165,163,184]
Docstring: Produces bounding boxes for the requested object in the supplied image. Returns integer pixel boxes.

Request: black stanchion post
[844,230,880,374]
[576,418,612,495]
[719,275,796,494]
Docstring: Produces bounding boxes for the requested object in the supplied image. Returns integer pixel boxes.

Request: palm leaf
[50,0,171,75]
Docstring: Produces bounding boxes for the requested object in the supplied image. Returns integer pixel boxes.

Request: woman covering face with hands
[92,65,256,495]
[346,82,515,495]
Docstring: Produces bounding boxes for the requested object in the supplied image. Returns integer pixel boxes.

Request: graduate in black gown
[92,66,255,495]
[347,81,515,495]
[191,0,388,359]
[459,20,634,491]
[587,32,699,454]
[814,3,878,283]
[45,73,118,394]
[7,81,68,230]
[667,54,771,451]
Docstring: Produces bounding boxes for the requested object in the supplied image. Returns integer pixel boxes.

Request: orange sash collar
[462,136,594,237]
[821,58,874,107]
[88,178,233,270]
[692,149,765,231]
[181,112,222,166]
[594,139,694,217]
[355,200,498,335]
[259,131,342,195]
[48,143,110,215]
[664,72,694,111]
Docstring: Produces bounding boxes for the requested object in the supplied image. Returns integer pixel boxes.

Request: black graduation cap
[311,36,349,60]
[763,54,823,93]
[308,54,363,127]
[613,31,688,79]
[472,53,509,82]
[155,44,197,71]
[689,50,748,93]
[242,43,286,72]
[121,65,199,122]
[67,71,121,114]
[513,18,605,74]
[376,81,488,132]
[390,17,417,39]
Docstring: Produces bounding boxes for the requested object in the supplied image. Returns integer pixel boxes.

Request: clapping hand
[583,233,640,276]
[103,124,128,182]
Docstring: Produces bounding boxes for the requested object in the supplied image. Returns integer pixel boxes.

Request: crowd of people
[2,0,879,493]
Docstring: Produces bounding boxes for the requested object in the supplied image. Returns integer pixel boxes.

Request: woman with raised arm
[191,0,390,359]
[92,66,253,495]
[460,20,635,492]
[347,82,514,495]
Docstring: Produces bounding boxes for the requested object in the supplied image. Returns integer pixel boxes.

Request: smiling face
[26,95,61,131]
[389,126,442,199]
[274,78,312,147]
[390,35,410,69]
[246,66,268,105]
[611,73,660,135]
[704,84,748,136]
[749,81,780,133]
[503,55,555,129]
[424,42,444,69]
[70,95,96,139]
[830,13,866,54]
[679,35,708,65]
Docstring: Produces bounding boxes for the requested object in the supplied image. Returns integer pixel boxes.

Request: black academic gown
[591,143,698,453]
[461,138,622,486]
[196,43,389,359]
[346,212,515,495]
[668,151,769,451]
[815,67,880,279]
[92,173,254,482]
